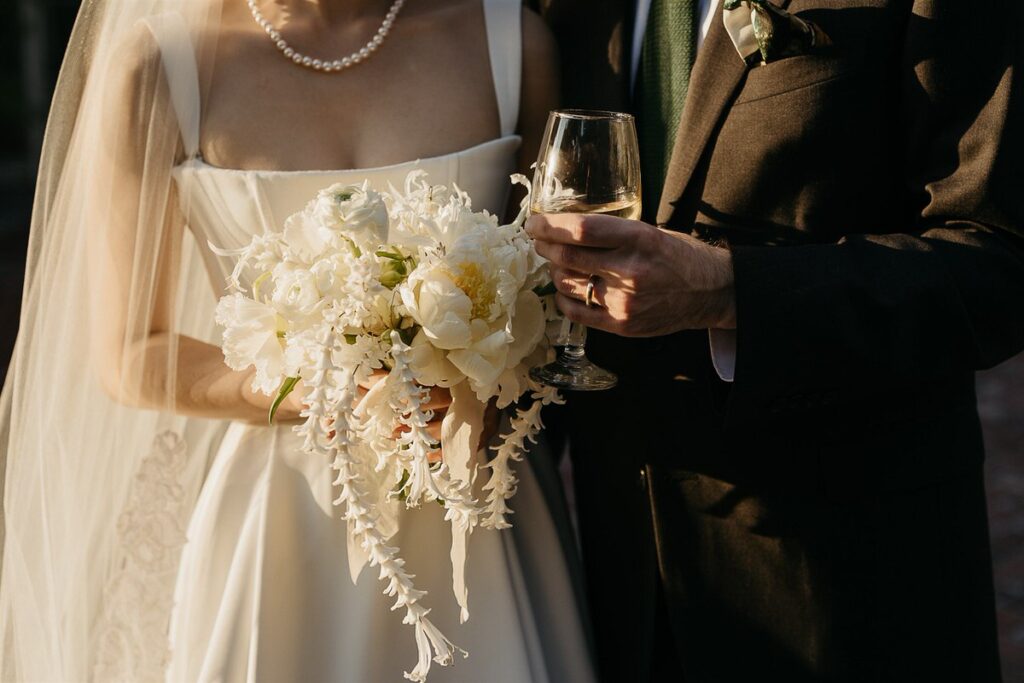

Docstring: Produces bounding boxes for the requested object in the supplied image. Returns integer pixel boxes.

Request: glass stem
[563,323,587,360]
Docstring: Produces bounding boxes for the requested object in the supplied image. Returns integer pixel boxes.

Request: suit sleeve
[724,0,1024,422]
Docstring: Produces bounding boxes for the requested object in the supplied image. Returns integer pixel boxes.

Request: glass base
[530,353,618,391]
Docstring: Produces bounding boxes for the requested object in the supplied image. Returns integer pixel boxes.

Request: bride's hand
[358,370,452,464]
[281,372,499,465]
[356,372,502,464]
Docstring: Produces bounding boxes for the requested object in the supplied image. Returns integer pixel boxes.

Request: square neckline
[174,134,521,176]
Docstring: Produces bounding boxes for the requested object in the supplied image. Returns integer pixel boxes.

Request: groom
[528,0,1022,681]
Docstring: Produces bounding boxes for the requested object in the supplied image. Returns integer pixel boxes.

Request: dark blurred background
[1,1,78,376]
[0,2,1020,679]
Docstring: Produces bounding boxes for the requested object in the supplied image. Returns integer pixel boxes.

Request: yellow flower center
[451,262,494,320]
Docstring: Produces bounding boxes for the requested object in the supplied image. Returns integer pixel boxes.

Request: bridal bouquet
[214,171,561,681]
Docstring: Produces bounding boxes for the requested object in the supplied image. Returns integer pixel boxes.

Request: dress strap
[143,13,202,159]
[482,0,522,137]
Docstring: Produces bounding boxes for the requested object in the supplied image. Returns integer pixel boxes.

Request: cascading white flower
[214,170,562,681]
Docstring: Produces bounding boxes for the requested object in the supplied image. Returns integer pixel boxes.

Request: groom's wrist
[704,244,737,330]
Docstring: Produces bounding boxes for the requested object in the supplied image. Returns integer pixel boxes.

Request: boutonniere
[723,0,832,66]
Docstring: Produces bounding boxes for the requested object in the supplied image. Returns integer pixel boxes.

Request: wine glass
[529,109,642,391]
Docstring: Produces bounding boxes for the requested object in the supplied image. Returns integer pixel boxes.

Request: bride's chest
[198,40,502,172]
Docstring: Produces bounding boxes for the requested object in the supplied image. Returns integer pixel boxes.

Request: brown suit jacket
[531,1,1022,681]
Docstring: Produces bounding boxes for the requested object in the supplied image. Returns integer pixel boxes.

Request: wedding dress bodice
[157,0,524,296]
[174,137,520,295]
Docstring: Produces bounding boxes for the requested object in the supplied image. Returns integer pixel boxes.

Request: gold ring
[585,275,597,308]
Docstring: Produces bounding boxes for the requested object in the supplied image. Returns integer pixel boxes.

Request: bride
[0,0,595,681]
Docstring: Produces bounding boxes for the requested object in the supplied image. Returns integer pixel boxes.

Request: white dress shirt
[632,0,737,383]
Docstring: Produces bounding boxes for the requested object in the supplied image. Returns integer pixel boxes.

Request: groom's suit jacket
[530,1,1023,681]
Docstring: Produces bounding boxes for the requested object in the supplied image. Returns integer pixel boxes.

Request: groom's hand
[526,214,737,337]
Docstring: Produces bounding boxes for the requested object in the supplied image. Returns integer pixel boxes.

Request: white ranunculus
[270,262,321,316]
[312,181,389,248]
[215,293,287,395]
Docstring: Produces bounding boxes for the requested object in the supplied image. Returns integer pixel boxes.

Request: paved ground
[978,353,1024,681]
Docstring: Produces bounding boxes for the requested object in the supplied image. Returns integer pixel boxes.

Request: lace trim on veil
[92,431,190,682]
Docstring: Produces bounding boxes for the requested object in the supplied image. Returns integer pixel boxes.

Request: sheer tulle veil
[0,0,231,679]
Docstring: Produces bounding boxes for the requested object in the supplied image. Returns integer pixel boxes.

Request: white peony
[401,268,475,350]
[447,322,511,401]
[408,330,465,387]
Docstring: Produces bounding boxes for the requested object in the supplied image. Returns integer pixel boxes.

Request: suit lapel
[655,0,749,225]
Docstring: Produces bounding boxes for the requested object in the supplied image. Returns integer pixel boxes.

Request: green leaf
[344,334,359,345]
[269,376,301,425]
[533,282,557,297]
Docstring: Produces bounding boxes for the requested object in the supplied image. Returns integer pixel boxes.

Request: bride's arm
[87,28,300,424]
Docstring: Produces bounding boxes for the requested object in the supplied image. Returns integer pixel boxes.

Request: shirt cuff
[708,329,737,383]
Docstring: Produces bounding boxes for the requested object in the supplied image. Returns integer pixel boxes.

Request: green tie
[637,0,699,221]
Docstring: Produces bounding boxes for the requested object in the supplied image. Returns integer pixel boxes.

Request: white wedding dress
[151,3,595,682]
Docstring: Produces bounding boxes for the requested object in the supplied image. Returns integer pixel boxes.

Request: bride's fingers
[392,412,446,439]
[357,370,388,392]
[356,377,451,411]
[422,386,452,411]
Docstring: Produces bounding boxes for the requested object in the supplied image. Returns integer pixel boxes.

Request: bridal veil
[0,1,232,679]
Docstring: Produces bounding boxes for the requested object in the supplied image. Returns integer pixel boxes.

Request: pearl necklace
[247,0,407,72]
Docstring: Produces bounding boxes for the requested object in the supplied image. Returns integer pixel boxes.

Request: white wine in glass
[529,110,642,391]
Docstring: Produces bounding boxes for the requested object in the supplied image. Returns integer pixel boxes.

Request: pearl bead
[248,0,405,73]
